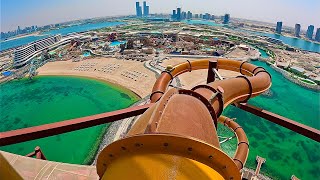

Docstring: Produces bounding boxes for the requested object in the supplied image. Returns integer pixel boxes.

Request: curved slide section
[150,58,271,115]
[96,59,271,180]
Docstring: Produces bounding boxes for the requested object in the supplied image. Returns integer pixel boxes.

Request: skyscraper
[182,12,187,20]
[306,25,314,39]
[172,10,176,19]
[223,14,230,24]
[146,6,149,16]
[275,21,282,34]
[17,26,21,34]
[315,28,320,42]
[138,6,142,17]
[177,8,181,21]
[135,2,139,16]
[205,13,210,20]
[187,11,192,19]
[143,1,149,16]
[294,24,301,37]
[143,1,147,16]
[135,2,142,17]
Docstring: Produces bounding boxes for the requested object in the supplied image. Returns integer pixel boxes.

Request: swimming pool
[109,41,127,47]
[83,51,91,57]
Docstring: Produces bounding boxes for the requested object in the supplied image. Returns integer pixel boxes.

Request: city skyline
[1,0,319,32]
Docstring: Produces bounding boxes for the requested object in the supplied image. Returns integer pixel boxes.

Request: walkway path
[255,156,266,176]
[144,54,181,87]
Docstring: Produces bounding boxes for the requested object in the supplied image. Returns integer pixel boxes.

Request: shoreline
[254,59,320,91]
[37,74,143,99]
[43,73,144,164]
[91,95,151,165]
[1,32,43,42]
[270,64,320,91]
[37,58,157,98]
[252,46,319,91]
[4,56,317,179]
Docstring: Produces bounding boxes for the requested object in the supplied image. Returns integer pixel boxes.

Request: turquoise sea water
[221,60,320,179]
[184,20,320,53]
[258,48,269,58]
[252,32,320,53]
[0,76,139,164]
[0,35,49,51]
[0,21,124,51]
[45,22,124,36]
[183,19,224,27]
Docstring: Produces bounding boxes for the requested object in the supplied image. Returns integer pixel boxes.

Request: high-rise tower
[315,28,320,42]
[136,2,142,17]
[294,24,301,37]
[306,25,314,39]
[146,6,149,16]
[172,10,176,19]
[143,1,149,16]
[223,14,230,24]
[187,11,192,19]
[275,21,282,34]
[177,8,181,21]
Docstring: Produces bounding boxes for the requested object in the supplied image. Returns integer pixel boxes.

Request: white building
[13,35,62,68]
[290,66,305,74]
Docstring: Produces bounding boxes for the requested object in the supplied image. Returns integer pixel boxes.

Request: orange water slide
[96,58,271,180]
[68,42,78,51]
[151,58,271,114]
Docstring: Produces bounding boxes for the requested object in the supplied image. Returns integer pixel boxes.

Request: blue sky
[1,0,319,32]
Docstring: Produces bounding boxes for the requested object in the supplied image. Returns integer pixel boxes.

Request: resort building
[13,34,87,68]
[13,35,62,68]
[290,66,306,75]
[294,24,301,37]
[275,21,282,34]
[306,25,314,39]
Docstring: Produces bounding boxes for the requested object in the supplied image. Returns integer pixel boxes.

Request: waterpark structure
[1,58,319,179]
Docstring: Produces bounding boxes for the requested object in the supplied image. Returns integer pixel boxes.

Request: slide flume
[97,59,271,180]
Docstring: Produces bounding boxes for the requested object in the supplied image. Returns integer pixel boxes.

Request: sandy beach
[161,57,241,89]
[38,56,241,98]
[37,57,157,98]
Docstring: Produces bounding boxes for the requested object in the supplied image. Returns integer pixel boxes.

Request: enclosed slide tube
[97,59,271,180]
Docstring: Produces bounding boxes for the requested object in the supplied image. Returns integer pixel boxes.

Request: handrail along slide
[1,58,319,180]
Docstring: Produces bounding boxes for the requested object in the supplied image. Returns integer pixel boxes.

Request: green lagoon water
[0,76,139,164]
[220,61,320,179]
[0,61,319,179]
[258,48,269,58]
